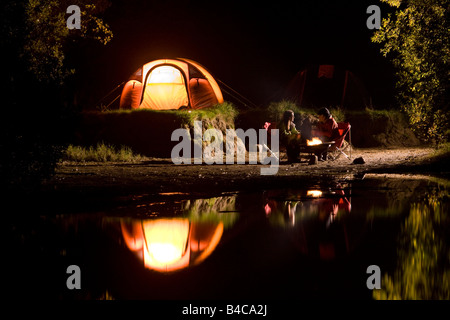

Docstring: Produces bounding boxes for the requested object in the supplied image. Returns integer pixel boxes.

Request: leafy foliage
[373,184,450,299]
[23,0,113,84]
[0,0,113,190]
[371,0,449,144]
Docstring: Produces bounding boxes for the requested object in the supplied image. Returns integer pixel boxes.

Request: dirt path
[46,147,441,197]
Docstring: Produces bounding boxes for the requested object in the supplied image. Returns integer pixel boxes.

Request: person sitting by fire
[279,110,302,163]
[311,107,340,161]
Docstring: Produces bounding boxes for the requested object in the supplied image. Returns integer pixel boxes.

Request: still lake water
[7,174,449,300]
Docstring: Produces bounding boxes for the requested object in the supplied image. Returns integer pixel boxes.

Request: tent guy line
[216,79,259,109]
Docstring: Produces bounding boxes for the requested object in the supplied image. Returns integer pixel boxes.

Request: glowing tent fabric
[119,58,224,110]
[143,66,189,110]
[120,218,224,272]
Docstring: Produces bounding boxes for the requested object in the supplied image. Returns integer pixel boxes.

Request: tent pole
[349,127,352,160]
[340,71,349,109]
[299,70,307,107]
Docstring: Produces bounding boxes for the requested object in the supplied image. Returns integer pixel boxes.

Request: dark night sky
[76,0,396,108]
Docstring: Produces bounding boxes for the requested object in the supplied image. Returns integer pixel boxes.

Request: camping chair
[328,122,352,161]
[263,122,285,161]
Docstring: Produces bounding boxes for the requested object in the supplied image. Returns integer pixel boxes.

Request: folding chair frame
[264,122,288,161]
[328,123,352,161]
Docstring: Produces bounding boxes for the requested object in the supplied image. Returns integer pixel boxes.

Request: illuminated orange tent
[119,58,224,110]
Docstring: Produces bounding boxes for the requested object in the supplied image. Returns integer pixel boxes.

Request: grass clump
[181,102,238,127]
[346,107,405,120]
[265,100,347,123]
[328,107,345,122]
[425,142,450,162]
[266,100,302,122]
[101,102,238,128]
[63,143,146,163]
[183,196,239,229]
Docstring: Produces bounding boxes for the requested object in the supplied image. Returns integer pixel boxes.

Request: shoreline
[5,146,449,217]
[45,146,449,192]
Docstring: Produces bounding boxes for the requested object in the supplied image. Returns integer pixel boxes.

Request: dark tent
[284,65,371,110]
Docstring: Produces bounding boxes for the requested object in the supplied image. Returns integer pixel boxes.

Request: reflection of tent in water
[121,218,223,272]
[119,58,224,110]
[284,65,371,109]
[119,196,238,272]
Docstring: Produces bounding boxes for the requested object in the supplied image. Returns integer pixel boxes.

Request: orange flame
[307,137,322,146]
[307,190,323,197]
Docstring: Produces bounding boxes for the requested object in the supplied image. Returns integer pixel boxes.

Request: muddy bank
[17,108,445,213]
[30,146,449,215]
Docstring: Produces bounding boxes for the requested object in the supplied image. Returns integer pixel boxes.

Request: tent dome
[284,64,371,110]
[119,58,224,110]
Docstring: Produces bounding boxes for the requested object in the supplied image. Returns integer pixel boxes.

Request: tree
[0,0,113,190]
[23,0,113,85]
[373,185,450,299]
[371,0,449,144]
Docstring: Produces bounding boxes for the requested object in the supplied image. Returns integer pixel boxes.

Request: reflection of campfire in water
[265,188,350,227]
[119,196,237,272]
[307,137,322,146]
[264,186,355,260]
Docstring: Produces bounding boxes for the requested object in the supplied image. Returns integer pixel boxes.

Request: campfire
[307,137,322,146]
[307,190,323,198]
